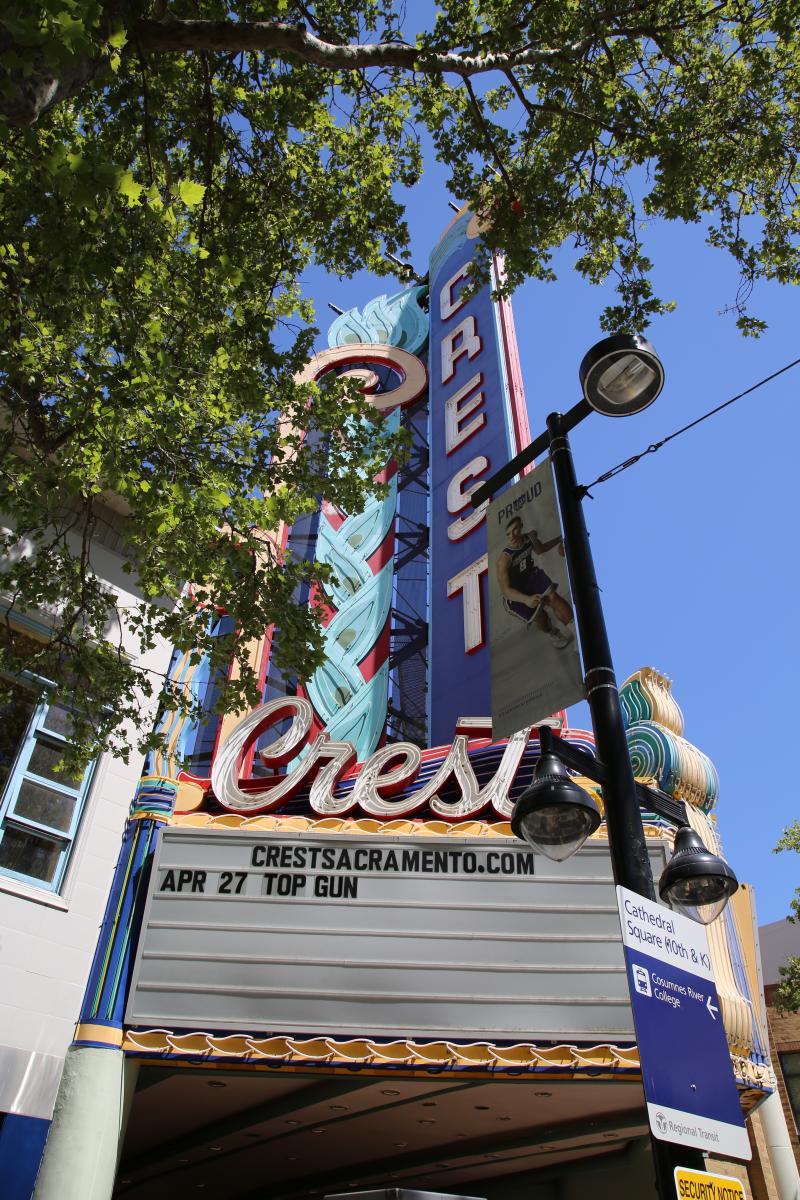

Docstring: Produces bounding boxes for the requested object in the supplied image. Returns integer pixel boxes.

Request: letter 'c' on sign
[439,263,469,321]
[211,699,313,813]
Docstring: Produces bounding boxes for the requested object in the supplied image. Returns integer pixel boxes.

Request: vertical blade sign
[427,210,529,745]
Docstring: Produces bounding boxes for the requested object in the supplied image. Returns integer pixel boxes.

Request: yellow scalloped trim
[118,1028,772,1101]
[122,1027,640,1075]
[167,811,670,840]
[169,814,516,835]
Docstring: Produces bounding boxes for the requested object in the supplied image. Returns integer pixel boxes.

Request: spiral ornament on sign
[294,288,428,761]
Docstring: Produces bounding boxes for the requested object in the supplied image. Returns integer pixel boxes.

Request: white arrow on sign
[706,994,719,1020]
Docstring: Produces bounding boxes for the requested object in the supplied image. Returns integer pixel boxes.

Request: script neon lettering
[351,743,425,816]
[212,697,536,820]
[211,698,357,815]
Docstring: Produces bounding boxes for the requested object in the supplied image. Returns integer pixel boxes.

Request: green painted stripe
[104,823,156,1019]
[89,823,141,1016]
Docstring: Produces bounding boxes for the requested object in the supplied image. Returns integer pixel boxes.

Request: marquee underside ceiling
[115,1068,650,1199]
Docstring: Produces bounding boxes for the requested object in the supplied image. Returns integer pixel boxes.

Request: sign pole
[545,411,707,1196]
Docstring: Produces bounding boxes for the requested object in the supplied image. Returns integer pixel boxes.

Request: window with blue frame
[0,680,95,891]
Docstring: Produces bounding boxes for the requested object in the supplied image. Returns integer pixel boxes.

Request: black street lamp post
[543,406,708,1197]
[471,335,739,1199]
[545,407,656,900]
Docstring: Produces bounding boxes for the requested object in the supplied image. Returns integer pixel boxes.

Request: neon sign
[209,697,583,822]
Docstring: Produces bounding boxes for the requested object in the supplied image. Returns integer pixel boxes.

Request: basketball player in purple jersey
[496,516,574,649]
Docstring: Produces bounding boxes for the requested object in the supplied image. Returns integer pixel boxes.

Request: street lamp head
[658,825,739,925]
[579,334,664,417]
[511,747,601,862]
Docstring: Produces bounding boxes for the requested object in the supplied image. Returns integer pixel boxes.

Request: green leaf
[116,170,144,205]
[177,180,207,208]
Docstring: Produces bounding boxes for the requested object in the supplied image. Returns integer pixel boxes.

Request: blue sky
[300,148,799,926]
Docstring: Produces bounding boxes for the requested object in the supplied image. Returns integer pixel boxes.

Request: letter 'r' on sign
[441,316,481,384]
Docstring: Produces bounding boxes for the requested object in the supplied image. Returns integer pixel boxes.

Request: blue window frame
[0,687,95,892]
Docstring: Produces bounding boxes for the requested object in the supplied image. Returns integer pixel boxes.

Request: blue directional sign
[617,886,751,1161]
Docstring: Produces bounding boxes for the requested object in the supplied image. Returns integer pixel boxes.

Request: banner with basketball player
[488,461,585,738]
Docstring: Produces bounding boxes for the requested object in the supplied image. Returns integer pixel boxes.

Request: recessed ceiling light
[311,1127,326,1134]
[209,1145,222,1151]
[421,1101,436,1107]
[394,1142,408,1148]
[381,1089,400,1096]
[534,1091,552,1098]
[284,1119,301,1126]
[207,1080,226,1088]
[475,1105,490,1111]
[497,1116,512,1122]
[329,1104,349,1111]
[288,1156,298,1162]
[418,1119,435,1126]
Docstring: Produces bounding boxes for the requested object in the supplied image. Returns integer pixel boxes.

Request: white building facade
[0,514,173,1197]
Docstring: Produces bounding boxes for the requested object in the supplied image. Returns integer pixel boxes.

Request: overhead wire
[580,354,800,494]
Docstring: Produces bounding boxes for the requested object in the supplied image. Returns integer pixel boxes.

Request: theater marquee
[125,827,668,1042]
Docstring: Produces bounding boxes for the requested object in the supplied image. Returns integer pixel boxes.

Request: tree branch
[2,13,715,125]
[133,18,595,74]
[462,77,516,194]
[503,67,621,134]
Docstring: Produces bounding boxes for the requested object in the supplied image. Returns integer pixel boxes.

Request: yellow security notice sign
[674,1167,745,1199]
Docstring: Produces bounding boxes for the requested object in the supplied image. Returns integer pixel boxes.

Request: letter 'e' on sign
[674,1167,745,1200]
